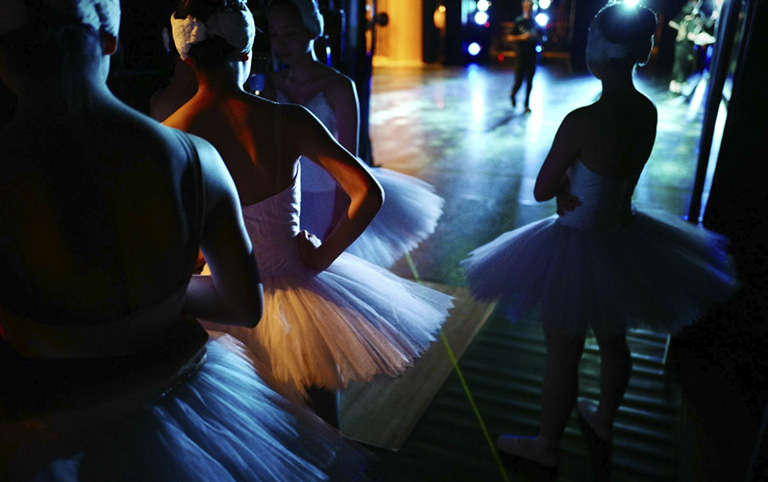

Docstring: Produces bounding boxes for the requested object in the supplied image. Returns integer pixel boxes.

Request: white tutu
[2,332,369,482]
[277,90,444,268]
[461,160,739,336]
[203,173,452,398]
[346,167,444,267]
[207,253,452,398]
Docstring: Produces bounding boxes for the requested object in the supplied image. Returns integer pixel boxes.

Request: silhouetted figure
[0,0,367,480]
[462,4,738,478]
[164,0,452,428]
[263,0,444,269]
[668,0,706,94]
[508,0,543,113]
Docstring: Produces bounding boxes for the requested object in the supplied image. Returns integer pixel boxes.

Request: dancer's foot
[524,106,532,114]
[496,434,558,468]
[577,399,613,481]
[510,93,517,108]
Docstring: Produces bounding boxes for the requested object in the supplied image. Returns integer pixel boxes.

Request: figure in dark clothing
[509,0,543,113]
[668,0,706,94]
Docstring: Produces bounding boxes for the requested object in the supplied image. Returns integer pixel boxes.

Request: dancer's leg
[497,324,585,466]
[538,324,586,450]
[586,331,632,439]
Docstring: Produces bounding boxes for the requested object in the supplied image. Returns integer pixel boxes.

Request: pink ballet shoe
[496,435,558,481]
[576,399,612,482]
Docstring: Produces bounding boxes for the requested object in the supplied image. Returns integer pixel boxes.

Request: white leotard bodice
[276,90,337,193]
[241,174,304,276]
[556,160,637,230]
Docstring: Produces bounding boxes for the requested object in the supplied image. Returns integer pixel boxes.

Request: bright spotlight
[477,0,490,11]
[539,0,551,9]
[474,11,489,25]
[623,0,639,6]
[535,13,548,27]
[468,42,482,56]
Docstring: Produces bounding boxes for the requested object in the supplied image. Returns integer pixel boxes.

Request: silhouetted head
[587,2,657,76]
[522,0,533,16]
[171,0,255,72]
[0,0,120,103]
[266,0,323,65]
[267,0,324,38]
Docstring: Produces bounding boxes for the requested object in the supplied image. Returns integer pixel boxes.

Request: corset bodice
[242,175,305,276]
[556,160,636,230]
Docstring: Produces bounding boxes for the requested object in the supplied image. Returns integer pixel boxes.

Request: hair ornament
[587,4,654,67]
[0,0,120,36]
[171,6,256,60]
[270,0,324,37]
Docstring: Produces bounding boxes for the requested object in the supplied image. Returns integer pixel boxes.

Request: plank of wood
[340,282,495,450]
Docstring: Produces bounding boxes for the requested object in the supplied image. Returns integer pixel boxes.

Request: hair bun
[597,4,657,46]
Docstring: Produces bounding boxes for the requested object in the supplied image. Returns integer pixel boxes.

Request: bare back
[574,90,657,178]
[164,91,304,205]
[0,104,202,326]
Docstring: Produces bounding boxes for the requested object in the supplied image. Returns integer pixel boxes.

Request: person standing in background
[508,0,543,113]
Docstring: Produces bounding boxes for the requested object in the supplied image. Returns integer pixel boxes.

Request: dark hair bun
[596,3,657,46]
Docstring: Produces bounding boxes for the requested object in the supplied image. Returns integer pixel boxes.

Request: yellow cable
[404,251,510,482]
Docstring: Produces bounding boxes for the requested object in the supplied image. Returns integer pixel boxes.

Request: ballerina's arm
[183,135,264,327]
[285,105,383,270]
[534,110,584,203]
[326,74,361,155]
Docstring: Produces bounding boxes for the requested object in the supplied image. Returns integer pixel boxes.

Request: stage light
[623,0,639,7]
[468,42,482,56]
[535,13,548,27]
[477,0,490,11]
[539,0,551,9]
[474,11,489,25]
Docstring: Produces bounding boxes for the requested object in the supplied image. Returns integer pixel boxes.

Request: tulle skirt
[300,167,444,268]
[3,333,369,482]
[204,254,453,398]
[461,209,739,336]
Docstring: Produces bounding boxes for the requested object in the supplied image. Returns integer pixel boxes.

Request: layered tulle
[205,255,453,398]
[279,89,444,268]
[462,209,739,336]
[4,333,370,482]
[346,168,444,267]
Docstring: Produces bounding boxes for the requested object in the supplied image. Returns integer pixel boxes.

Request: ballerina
[164,0,452,427]
[263,0,444,268]
[461,3,738,477]
[0,1,368,480]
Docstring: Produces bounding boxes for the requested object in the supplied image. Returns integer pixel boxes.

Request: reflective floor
[370,60,707,285]
[360,60,735,481]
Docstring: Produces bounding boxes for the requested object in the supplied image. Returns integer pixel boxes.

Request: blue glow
[468,42,482,56]
[535,13,548,27]
[474,11,489,25]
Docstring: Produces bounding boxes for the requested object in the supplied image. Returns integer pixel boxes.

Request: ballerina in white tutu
[0,1,368,480]
[164,0,452,427]
[263,0,444,268]
[461,3,738,477]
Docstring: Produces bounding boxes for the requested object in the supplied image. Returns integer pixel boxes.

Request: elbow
[533,185,553,203]
[230,284,264,328]
[363,175,384,214]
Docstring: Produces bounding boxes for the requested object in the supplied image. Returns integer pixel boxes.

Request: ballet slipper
[496,435,558,480]
[576,399,612,482]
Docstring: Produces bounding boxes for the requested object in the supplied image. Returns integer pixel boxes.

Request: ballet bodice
[556,159,637,230]
[276,90,337,137]
[276,90,337,192]
[242,174,305,276]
